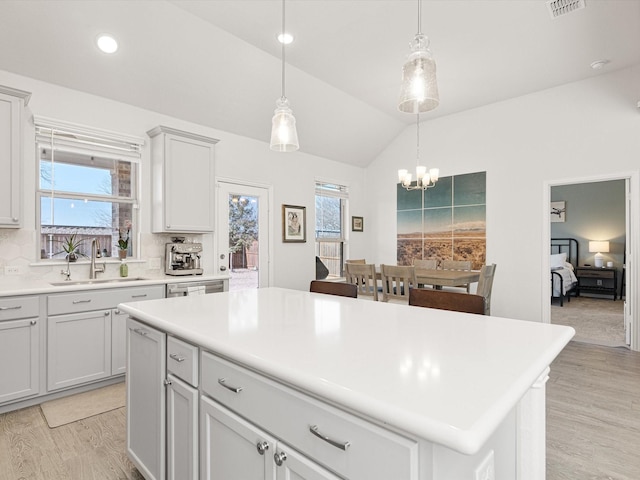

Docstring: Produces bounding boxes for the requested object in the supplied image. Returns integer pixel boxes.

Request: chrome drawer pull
[218,378,243,393]
[131,294,148,298]
[133,328,148,336]
[72,299,92,304]
[256,441,269,455]
[274,451,287,466]
[30,320,37,326]
[169,353,186,362]
[309,425,351,450]
[0,305,22,311]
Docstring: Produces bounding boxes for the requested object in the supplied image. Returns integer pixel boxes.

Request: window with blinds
[315,181,348,277]
[35,116,143,261]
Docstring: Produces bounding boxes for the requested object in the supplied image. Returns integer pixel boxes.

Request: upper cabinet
[0,85,31,228]
[148,126,219,233]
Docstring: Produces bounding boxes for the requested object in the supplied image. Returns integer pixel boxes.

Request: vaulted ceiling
[1,0,638,166]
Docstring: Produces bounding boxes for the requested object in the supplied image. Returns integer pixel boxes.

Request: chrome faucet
[90,238,106,279]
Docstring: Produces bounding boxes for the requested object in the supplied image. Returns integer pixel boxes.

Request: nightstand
[575,267,617,300]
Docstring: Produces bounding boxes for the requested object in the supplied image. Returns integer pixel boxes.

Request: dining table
[376,267,480,289]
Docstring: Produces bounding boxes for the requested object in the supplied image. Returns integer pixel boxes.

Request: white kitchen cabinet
[167,374,198,480]
[47,309,112,391]
[200,396,340,480]
[148,125,219,233]
[127,318,166,480]
[111,308,128,375]
[0,85,30,228]
[0,296,40,404]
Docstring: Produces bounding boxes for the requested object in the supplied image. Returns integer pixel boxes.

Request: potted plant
[118,228,130,259]
[60,234,85,262]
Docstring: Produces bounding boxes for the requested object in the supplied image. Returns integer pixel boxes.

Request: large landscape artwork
[397,171,486,269]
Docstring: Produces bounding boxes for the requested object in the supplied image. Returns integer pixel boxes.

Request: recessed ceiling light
[96,34,118,54]
[277,32,294,44]
[590,60,610,70]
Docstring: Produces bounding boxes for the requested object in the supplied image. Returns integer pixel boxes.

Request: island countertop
[119,287,574,455]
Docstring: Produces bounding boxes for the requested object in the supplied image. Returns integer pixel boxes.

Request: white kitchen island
[119,287,574,480]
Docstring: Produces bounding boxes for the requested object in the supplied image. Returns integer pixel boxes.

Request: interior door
[216,181,270,290]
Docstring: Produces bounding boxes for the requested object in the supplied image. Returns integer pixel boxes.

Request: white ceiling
[0,0,638,167]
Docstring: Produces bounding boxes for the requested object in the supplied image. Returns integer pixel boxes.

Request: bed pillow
[550,253,567,269]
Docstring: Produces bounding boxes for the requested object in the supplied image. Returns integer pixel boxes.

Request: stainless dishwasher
[166,279,226,297]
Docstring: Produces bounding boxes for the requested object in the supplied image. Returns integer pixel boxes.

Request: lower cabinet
[0,317,40,404]
[200,396,340,480]
[166,374,198,480]
[47,310,111,391]
[126,318,166,480]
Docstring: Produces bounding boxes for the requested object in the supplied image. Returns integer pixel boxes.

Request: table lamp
[589,241,609,268]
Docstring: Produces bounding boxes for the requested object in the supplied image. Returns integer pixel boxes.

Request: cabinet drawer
[201,352,418,480]
[577,269,614,279]
[48,285,164,315]
[167,336,198,387]
[0,296,39,321]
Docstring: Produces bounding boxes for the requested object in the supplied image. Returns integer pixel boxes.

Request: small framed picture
[282,204,306,243]
[352,216,364,232]
[550,201,566,223]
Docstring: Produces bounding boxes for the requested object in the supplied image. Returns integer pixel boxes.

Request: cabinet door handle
[0,305,22,311]
[217,378,243,393]
[72,299,92,304]
[309,425,351,450]
[131,294,148,298]
[169,353,186,362]
[30,320,37,326]
[133,328,148,336]
[274,451,287,466]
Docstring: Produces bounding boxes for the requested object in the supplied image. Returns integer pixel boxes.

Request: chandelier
[270,0,299,152]
[398,114,439,191]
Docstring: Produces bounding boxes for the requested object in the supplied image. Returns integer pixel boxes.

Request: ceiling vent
[546,0,586,19]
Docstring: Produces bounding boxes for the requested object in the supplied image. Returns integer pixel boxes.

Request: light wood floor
[0,342,638,479]
[547,342,640,479]
[0,404,142,480]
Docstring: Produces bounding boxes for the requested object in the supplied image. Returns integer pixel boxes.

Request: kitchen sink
[50,277,149,287]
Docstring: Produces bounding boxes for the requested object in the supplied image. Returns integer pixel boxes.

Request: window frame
[34,116,144,262]
[315,181,349,277]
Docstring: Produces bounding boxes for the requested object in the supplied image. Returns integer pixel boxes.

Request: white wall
[0,69,367,290]
[365,65,640,322]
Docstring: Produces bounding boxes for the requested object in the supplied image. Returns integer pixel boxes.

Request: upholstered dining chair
[476,263,497,315]
[345,263,378,301]
[380,264,417,303]
[442,260,473,292]
[408,288,485,315]
[309,280,358,298]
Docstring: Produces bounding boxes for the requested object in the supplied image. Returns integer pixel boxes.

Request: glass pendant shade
[270,97,299,152]
[398,34,439,113]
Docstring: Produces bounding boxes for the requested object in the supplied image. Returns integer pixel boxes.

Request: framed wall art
[282,204,306,243]
[352,216,364,232]
[550,201,566,223]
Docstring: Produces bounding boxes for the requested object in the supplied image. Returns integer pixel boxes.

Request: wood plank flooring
[0,404,142,480]
[0,341,638,479]
[547,342,640,479]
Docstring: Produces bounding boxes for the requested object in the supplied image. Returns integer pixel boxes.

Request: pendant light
[270,0,299,152]
[398,114,439,190]
[398,0,439,113]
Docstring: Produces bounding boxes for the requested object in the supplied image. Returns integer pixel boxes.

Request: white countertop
[119,287,574,455]
[0,273,228,297]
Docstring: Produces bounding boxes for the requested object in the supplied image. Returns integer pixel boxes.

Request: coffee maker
[165,238,203,275]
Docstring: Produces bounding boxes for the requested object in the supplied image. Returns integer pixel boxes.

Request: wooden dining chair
[408,288,485,315]
[413,259,437,288]
[476,263,497,315]
[345,259,366,264]
[345,263,378,301]
[442,260,472,292]
[380,264,417,303]
[309,280,358,298]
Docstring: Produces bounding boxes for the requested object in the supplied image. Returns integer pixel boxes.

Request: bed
[551,238,578,306]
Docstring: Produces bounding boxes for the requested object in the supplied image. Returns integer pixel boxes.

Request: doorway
[216,180,272,291]
[543,172,638,352]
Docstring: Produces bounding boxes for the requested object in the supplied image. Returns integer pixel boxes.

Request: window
[35,117,143,260]
[315,182,348,277]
